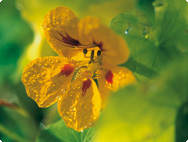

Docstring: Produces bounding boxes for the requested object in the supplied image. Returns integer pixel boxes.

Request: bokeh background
[0,0,187,142]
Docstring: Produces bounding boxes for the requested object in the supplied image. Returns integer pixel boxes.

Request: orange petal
[98,66,136,107]
[58,75,101,131]
[22,57,75,108]
[78,17,129,68]
[43,7,81,58]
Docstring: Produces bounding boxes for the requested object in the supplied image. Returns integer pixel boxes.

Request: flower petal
[22,57,75,108]
[78,17,129,68]
[58,75,101,131]
[98,66,136,107]
[43,7,81,58]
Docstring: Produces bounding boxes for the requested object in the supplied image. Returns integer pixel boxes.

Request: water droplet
[142,30,149,39]
[125,30,128,35]
[39,80,43,84]
[70,107,76,112]
[56,59,60,63]
[109,83,112,87]
[56,96,60,99]
[125,27,132,35]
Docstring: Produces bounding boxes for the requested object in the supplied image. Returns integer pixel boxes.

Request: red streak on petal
[82,79,91,97]
[93,41,105,51]
[58,64,74,77]
[105,70,113,85]
[57,32,81,46]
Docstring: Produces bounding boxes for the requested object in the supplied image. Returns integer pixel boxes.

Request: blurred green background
[0,0,187,142]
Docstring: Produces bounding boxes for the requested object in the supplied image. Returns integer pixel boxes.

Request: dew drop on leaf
[125,30,128,35]
[142,30,149,39]
[125,27,132,35]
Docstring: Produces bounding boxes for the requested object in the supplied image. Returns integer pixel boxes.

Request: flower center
[82,48,102,64]
[74,44,103,79]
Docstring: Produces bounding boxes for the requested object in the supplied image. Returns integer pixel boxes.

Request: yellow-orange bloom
[22,6,136,131]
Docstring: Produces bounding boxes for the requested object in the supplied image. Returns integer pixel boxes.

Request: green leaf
[95,57,188,142]
[137,0,155,23]
[110,0,188,80]
[37,119,96,142]
[153,0,188,53]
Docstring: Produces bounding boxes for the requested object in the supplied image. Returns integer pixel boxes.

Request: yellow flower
[22,7,136,131]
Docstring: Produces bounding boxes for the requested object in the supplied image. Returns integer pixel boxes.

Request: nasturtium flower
[22,6,136,131]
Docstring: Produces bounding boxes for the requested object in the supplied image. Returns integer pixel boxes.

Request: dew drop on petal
[39,80,43,84]
[56,59,60,63]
